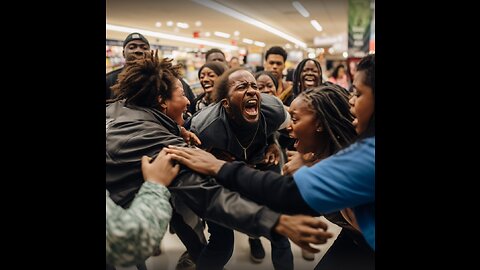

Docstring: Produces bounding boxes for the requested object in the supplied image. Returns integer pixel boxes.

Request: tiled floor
[117,217,342,270]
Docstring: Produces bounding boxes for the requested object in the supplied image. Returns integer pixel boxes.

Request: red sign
[193,31,200,38]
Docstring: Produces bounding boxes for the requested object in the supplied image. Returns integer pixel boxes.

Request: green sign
[348,0,374,57]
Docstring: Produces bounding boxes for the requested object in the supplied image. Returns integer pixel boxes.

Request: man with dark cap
[106,33,196,111]
[106,32,150,100]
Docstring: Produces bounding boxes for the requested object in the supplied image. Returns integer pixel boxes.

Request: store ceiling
[106,0,349,52]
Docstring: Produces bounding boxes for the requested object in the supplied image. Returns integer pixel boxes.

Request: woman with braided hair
[281,84,373,268]
[282,58,323,106]
[277,58,324,173]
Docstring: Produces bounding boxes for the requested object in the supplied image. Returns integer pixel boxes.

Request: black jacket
[190,93,288,164]
[106,68,123,100]
[218,161,316,215]
[106,100,281,239]
[217,161,358,230]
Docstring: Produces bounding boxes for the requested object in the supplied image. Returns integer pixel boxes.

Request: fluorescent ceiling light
[176,22,189,29]
[106,24,238,50]
[214,31,231,38]
[192,0,306,48]
[254,41,266,47]
[310,20,323,32]
[242,38,253,44]
[292,1,310,17]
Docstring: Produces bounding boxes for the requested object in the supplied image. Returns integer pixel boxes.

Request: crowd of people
[106,32,375,270]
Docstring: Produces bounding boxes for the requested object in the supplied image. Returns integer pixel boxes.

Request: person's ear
[158,96,167,110]
[122,49,125,58]
[316,125,323,133]
[221,98,229,109]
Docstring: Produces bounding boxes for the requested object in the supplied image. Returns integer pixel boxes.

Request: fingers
[286,150,297,161]
[303,217,329,231]
[156,148,167,159]
[172,162,180,174]
[297,242,320,253]
[192,134,202,145]
[168,153,186,165]
[165,149,191,161]
[141,155,151,168]
[296,224,333,241]
[282,164,289,175]
[299,229,333,244]
[264,153,274,164]
[269,153,275,164]
[168,145,196,154]
[274,154,280,165]
[168,153,193,168]
[286,150,296,157]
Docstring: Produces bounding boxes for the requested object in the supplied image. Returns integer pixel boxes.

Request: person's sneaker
[248,238,265,263]
[175,251,195,270]
[301,249,315,261]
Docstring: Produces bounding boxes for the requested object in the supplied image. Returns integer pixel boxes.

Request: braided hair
[298,84,357,154]
[292,58,323,98]
[110,50,182,109]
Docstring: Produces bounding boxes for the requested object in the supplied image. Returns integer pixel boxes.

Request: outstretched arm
[165,145,318,216]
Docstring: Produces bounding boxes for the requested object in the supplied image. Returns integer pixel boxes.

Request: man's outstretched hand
[274,214,334,253]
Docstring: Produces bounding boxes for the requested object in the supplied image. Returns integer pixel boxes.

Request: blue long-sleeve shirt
[294,137,375,250]
[216,137,375,250]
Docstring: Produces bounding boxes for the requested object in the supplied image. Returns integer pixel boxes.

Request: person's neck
[312,141,333,161]
[203,93,212,104]
[230,118,258,146]
[277,80,289,95]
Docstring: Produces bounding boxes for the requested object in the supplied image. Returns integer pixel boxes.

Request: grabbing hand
[274,214,333,253]
[141,149,180,186]
[180,126,202,146]
[263,143,281,165]
[164,145,226,176]
[282,151,320,175]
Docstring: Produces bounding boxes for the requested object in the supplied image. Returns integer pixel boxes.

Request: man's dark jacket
[106,68,123,100]
[189,93,287,164]
[106,100,280,239]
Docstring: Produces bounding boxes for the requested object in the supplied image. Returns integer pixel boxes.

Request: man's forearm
[168,169,281,240]
[217,161,318,216]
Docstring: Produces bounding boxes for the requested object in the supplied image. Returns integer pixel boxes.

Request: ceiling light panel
[292,1,310,17]
[192,0,306,48]
[106,24,238,50]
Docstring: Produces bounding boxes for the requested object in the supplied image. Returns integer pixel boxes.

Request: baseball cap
[123,32,150,48]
